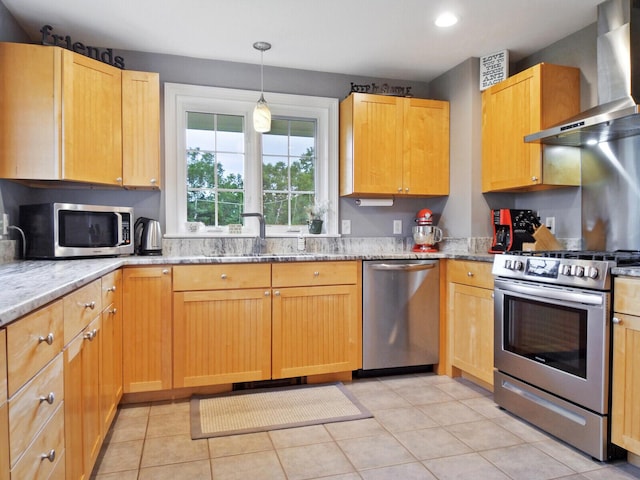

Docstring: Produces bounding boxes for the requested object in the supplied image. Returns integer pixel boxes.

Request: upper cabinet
[0,42,160,189]
[122,70,161,188]
[340,93,449,197]
[482,63,581,193]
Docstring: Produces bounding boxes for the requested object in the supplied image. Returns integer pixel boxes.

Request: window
[164,84,339,237]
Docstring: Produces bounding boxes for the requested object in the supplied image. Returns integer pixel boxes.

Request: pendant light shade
[253,41,271,133]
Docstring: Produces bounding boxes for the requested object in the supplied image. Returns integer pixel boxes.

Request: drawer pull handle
[467,272,474,277]
[41,450,56,463]
[106,285,117,292]
[38,333,54,345]
[221,274,228,279]
[162,269,170,275]
[84,301,96,310]
[84,329,98,341]
[313,271,320,277]
[40,392,55,405]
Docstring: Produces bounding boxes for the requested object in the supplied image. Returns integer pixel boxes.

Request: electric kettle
[134,217,163,255]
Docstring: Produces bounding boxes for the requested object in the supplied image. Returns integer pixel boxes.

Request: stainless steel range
[492,251,637,461]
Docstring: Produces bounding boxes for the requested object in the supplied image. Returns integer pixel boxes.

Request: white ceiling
[2,0,603,82]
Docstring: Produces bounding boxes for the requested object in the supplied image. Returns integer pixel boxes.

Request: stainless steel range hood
[526,0,640,146]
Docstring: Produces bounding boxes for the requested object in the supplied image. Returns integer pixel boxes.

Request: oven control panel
[492,254,613,290]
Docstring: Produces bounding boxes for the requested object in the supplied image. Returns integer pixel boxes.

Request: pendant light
[253,41,272,133]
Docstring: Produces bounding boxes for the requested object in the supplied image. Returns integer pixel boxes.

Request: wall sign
[480,49,508,91]
[350,82,412,97]
[39,25,125,69]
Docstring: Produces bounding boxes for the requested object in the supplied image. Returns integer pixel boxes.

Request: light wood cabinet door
[448,282,494,386]
[272,284,360,379]
[481,63,580,193]
[64,315,102,480]
[0,330,8,480]
[340,93,403,196]
[173,289,272,387]
[61,50,122,185]
[122,70,161,188]
[122,267,172,393]
[100,270,123,436]
[402,98,449,196]
[611,312,640,455]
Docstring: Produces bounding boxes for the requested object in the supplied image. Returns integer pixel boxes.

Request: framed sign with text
[480,50,508,91]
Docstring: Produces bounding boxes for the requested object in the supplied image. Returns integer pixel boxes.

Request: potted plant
[305,200,328,234]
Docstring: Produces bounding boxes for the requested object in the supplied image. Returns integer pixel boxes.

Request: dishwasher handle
[369,262,437,272]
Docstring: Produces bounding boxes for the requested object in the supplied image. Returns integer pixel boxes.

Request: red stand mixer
[412,209,443,252]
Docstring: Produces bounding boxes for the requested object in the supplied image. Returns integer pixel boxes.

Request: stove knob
[572,265,585,277]
[587,267,599,279]
[504,260,512,269]
[561,264,572,276]
[513,260,523,271]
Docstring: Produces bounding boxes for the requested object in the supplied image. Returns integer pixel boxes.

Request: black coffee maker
[489,209,540,253]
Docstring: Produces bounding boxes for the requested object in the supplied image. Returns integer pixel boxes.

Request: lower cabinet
[611,276,640,457]
[447,260,495,387]
[0,329,8,480]
[170,261,362,389]
[122,267,172,393]
[64,315,102,480]
[271,262,361,378]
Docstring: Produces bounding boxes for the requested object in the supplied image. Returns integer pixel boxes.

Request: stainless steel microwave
[19,203,134,259]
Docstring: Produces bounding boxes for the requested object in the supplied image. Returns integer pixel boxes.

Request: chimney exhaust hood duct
[525,0,640,146]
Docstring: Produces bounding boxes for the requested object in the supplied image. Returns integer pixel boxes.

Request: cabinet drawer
[272,261,358,287]
[101,269,122,307]
[8,354,63,465]
[173,264,271,291]
[614,277,640,314]
[447,260,494,289]
[6,301,63,397]
[10,403,64,480]
[64,279,101,345]
[0,330,6,402]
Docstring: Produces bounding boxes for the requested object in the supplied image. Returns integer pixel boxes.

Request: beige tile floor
[91,373,640,479]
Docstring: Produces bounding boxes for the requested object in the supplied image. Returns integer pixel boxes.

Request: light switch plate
[341,219,351,235]
[393,220,402,235]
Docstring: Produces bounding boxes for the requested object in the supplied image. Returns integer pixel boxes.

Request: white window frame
[164,83,339,237]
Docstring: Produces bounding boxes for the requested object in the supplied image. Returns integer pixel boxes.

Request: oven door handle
[496,283,604,306]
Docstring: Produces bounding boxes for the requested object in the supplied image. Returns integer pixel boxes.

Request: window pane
[262,118,317,228]
[186,112,245,227]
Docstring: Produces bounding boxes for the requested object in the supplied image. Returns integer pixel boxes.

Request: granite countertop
[0,252,495,326]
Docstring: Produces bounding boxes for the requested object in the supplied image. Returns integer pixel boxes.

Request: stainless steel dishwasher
[362,259,439,371]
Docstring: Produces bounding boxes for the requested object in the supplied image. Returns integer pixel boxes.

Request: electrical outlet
[0,213,8,236]
[393,219,402,235]
[341,219,351,235]
[545,216,555,233]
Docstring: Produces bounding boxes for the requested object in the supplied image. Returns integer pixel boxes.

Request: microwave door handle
[497,283,604,306]
[115,213,124,246]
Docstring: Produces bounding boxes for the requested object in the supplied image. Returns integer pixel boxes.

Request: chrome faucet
[241,212,266,254]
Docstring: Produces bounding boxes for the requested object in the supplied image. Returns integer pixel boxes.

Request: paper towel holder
[356,198,394,207]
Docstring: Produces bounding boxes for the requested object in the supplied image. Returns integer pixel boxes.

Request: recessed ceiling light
[435,12,458,27]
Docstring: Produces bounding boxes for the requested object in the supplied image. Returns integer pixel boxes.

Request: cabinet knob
[116,177,123,183]
[313,271,320,276]
[405,187,409,193]
[84,328,98,341]
[109,308,117,315]
[41,450,56,463]
[397,187,403,192]
[531,176,539,182]
[221,273,228,280]
[274,290,280,296]
[162,269,170,275]
[264,291,270,296]
[38,333,54,345]
[84,301,96,310]
[613,317,623,325]
[39,392,55,405]
[467,271,474,277]
[150,178,157,184]
[106,285,117,292]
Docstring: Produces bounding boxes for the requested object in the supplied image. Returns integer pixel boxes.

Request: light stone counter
[0,250,495,326]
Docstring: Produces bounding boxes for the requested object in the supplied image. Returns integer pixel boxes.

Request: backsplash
[0,240,16,263]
